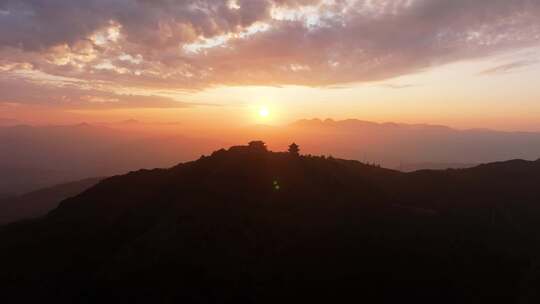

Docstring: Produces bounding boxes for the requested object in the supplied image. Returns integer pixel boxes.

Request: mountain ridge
[0,177,102,224]
[2,144,540,303]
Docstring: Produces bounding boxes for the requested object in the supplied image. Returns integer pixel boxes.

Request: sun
[259,106,270,117]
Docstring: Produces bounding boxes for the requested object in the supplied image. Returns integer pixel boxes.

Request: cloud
[196,0,540,87]
[0,76,195,109]
[1,0,540,104]
[379,83,418,90]
[479,60,538,75]
[0,0,278,51]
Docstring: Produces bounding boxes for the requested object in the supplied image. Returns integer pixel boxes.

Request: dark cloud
[0,0,111,51]
[0,0,279,50]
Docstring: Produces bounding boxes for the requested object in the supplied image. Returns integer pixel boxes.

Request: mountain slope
[0,177,102,224]
[1,145,540,303]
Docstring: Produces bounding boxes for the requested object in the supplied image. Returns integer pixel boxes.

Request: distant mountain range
[0,177,102,225]
[0,124,224,194]
[2,119,539,195]
[2,144,540,303]
[395,162,478,172]
[284,119,540,167]
[0,117,20,126]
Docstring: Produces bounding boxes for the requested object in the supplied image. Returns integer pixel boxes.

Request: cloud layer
[1,0,540,107]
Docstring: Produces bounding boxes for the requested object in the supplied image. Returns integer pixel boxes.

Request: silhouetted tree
[288,142,300,156]
[248,140,267,152]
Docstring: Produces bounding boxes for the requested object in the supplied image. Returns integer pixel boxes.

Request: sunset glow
[0,0,540,131]
[4,2,540,301]
[259,106,270,118]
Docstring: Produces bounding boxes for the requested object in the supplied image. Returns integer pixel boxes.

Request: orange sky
[1,1,540,132]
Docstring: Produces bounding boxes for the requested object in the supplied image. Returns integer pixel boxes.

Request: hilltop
[1,143,540,303]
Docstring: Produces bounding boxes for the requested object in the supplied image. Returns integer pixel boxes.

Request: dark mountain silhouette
[1,144,540,303]
[0,177,102,225]
[4,119,540,195]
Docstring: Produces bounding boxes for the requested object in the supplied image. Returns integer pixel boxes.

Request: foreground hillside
[1,144,540,303]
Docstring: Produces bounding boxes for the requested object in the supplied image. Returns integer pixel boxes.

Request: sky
[1,0,540,131]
